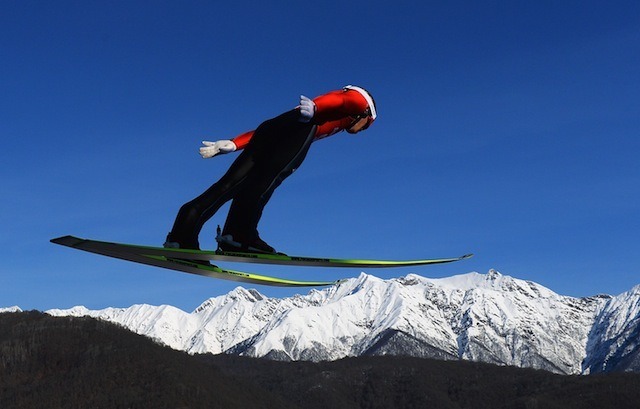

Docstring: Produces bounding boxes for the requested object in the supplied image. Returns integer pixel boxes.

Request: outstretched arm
[199,140,237,158]
[199,130,254,158]
[199,88,369,159]
[230,130,254,150]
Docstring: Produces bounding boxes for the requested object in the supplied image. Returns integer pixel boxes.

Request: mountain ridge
[19,270,640,374]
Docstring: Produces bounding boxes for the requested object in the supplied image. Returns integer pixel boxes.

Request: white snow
[0,306,22,313]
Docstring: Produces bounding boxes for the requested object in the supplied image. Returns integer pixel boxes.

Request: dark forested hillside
[0,311,293,409]
[2,311,639,409]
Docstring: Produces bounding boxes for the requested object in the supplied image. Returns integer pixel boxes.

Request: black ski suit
[167,86,375,251]
[169,109,316,249]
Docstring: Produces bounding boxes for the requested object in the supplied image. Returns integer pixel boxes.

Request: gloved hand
[199,140,237,158]
[298,95,316,123]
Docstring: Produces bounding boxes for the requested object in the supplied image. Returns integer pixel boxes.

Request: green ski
[50,236,337,287]
[51,235,472,268]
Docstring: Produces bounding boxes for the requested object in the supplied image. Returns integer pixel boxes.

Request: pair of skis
[50,235,473,287]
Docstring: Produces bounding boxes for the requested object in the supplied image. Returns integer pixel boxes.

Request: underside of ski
[50,236,337,287]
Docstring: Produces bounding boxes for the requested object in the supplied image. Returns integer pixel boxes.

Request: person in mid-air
[164,85,377,254]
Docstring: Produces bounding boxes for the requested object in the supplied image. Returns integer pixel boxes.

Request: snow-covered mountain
[34,270,640,374]
[0,306,22,314]
[583,284,640,373]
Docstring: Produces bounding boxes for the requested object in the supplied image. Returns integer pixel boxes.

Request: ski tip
[460,253,474,260]
[50,235,83,247]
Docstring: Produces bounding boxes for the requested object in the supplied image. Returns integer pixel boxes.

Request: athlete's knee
[179,200,204,221]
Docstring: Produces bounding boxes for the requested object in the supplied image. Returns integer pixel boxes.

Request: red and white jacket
[231,87,374,150]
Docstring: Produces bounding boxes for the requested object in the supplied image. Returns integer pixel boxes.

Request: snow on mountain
[47,303,198,351]
[583,284,640,373]
[28,270,640,374]
[229,270,605,374]
[0,306,22,313]
[423,271,604,373]
[45,286,324,354]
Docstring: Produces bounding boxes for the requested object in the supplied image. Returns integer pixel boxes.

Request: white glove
[298,95,316,123]
[199,140,237,158]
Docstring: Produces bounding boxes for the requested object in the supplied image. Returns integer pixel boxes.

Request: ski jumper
[168,87,375,251]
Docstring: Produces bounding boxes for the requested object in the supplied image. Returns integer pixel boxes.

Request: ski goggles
[350,108,375,129]
[347,111,374,133]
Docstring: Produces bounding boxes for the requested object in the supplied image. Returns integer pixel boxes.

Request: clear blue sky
[2,1,638,312]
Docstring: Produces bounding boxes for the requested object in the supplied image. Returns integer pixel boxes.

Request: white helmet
[344,85,377,129]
